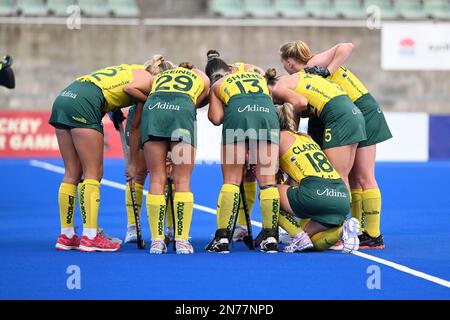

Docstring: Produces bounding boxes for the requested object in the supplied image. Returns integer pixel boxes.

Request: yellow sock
[310,226,342,251]
[278,210,302,237]
[58,182,77,228]
[146,194,166,240]
[351,189,363,229]
[363,188,382,238]
[174,192,194,240]
[125,182,144,227]
[216,184,240,230]
[260,186,280,230]
[165,184,175,229]
[237,180,257,226]
[78,179,100,229]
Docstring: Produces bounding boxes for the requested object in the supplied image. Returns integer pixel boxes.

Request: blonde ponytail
[145,54,174,75]
[276,103,299,132]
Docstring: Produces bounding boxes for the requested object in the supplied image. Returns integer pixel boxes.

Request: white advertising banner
[381,22,450,70]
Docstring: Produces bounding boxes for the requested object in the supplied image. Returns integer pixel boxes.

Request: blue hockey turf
[0,159,449,299]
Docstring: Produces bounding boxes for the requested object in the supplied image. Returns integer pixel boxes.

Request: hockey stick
[229,182,254,250]
[239,182,254,250]
[118,122,145,249]
[166,176,176,251]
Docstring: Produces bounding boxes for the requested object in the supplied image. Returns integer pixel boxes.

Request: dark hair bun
[179,62,194,70]
[207,50,220,61]
[265,68,277,80]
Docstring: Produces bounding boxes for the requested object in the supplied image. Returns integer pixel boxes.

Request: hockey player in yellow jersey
[275,103,360,253]
[129,60,210,254]
[279,41,392,249]
[49,55,172,252]
[265,66,366,191]
[205,50,282,253]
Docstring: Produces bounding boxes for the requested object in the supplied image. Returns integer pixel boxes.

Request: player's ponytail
[145,54,174,75]
[277,103,299,132]
[207,50,220,61]
[264,67,279,87]
[280,40,313,64]
[205,49,230,84]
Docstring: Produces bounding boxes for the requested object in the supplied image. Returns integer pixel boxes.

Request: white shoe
[98,228,122,245]
[342,218,360,254]
[278,228,293,245]
[232,225,248,242]
[149,238,167,254]
[124,225,137,243]
[175,238,194,254]
[283,231,314,253]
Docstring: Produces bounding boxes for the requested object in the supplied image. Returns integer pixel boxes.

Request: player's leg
[143,140,169,254]
[125,149,147,243]
[349,168,363,231]
[170,141,196,254]
[281,178,359,253]
[206,142,245,253]
[352,145,384,249]
[55,128,82,251]
[254,141,280,253]
[276,184,314,252]
[323,144,357,189]
[71,128,119,252]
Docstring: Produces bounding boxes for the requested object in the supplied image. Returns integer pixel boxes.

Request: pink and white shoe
[55,234,81,251]
[150,238,167,254]
[328,240,344,251]
[283,231,313,253]
[175,238,194,254]
[78,233,120,252]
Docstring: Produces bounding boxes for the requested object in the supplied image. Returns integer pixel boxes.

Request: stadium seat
[364,0,399,19]
[335,0,365,19]
[424,0,450,20]
[108,0,139,17]
[17,0,47,16]
[47,0,74,16]
[304,0,336,18]
[245,0,277,17]
[78,0,110,17]
[211,0,245,17]
[395,0,427,19]
[274,0,307,17]
[0,0,17,16]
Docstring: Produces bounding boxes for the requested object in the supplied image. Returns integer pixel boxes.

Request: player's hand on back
[108,110,126,131]
[304,65,331,78]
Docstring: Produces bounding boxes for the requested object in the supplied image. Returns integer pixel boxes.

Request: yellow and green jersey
[280,131,340,183]
[77,64,144,112]
[218,70,270,105]
[150,67,205,105]
[328,66,369,102]
[294,71,346,117]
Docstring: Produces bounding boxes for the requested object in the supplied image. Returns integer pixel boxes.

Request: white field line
[30,159,449,289]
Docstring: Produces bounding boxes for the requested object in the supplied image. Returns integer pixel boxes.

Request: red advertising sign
[0,110,123,158]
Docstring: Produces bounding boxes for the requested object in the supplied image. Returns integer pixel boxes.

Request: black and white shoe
[359,232,385,249]
[255,229,279,253]
[206,229,230,253]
